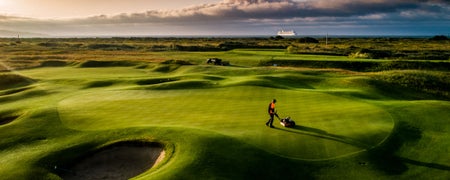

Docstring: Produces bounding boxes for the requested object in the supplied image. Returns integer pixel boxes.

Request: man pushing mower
[265,99,296,128]
[265,99,279,128]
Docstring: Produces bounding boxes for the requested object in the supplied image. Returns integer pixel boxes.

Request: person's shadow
[293,125,327,134]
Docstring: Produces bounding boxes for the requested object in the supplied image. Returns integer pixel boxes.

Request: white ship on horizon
[277,30,296,36]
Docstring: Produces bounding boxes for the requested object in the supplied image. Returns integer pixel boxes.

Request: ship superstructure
[277,30,296,36]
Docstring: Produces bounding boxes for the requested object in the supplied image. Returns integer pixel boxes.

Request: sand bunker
[60,142,165,180]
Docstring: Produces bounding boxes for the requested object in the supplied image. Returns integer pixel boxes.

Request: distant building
[277,30,296,36]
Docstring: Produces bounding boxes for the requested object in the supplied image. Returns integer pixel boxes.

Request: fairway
[1,39,449,179]
[58,86,393,160]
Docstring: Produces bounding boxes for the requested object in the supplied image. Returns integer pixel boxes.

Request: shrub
[298,37,319,43]
[37,42,59,47]
[349,49,392,59]
[349,52,370,59]
[218,41,246,50]
[87,44,135,50]
[286,45,298,54]
[429,35,449,41]
[169,45,219,51]
[269,36,284,40]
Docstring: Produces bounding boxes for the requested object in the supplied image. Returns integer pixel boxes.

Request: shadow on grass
[366,121,421,174]
[0,115,18,125]
[400,158,450,171]
[368,79,449,101]
[367,121,450,174]
[275,125,371,149]
[276,121,450,174]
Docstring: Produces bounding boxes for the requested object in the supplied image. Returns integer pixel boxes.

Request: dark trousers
[266,114,274,126]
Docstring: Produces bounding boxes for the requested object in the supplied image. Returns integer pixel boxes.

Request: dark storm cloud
[75,0,449,24]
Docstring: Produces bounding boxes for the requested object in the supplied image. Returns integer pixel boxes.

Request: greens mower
[280,117,296,127]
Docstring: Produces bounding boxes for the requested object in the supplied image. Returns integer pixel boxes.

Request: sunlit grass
[0,37,449,179]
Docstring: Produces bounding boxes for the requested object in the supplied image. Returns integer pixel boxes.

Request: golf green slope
[58,87,393,160]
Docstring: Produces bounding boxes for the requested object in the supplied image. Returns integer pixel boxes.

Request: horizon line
[4,34,448,39]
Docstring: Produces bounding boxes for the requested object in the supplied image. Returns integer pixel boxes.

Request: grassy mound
[152,64,182,73]
[79,60,138,68]
[372,70,449,99]
[144,80,215,89]
[0,86,33,96]
[136,77,180,85]
[150,60,193,73]
[259,59,450,72]
[160,59,193,65]
[84,80,116,88]
[40,60,68,67]
[0,73,34,90]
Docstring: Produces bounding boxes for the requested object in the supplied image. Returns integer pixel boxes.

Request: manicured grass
[0,59,449,179]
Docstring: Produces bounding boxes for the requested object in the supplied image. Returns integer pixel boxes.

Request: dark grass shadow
[367,121,450,174]
[0,74,35,90]
[275,125,371,149]
[367,121,420,174]
[261,76,316,89]
[78,60,137,68]
[84,81,115,88]
[367,79,449,101]
[276,121,450,174]
[400,158,450,171]
[0,115,19,125]
[0,86,33,96]
[293,125,327,134]
[40,60,68,67]
[136,78,179,86]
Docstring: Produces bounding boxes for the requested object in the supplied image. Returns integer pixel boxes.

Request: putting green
[58,86,394,160]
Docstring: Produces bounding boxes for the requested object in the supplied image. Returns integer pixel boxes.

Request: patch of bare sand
[61,144,165,180]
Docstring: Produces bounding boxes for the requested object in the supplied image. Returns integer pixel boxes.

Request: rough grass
[79,60,139,68]
[40,60,68,67]
[0,62,448,179]
[372,70,449,99]
[259,59,450,72]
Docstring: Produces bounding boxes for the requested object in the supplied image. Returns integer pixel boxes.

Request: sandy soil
[60,144,165,180]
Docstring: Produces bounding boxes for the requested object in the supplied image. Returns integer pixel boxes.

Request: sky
[0,0,449,37]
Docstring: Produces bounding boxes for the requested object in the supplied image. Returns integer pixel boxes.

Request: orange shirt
[268,102,275,114]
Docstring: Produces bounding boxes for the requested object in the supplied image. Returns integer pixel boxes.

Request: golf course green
[58,85,393,160]
[1,45,449,179]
